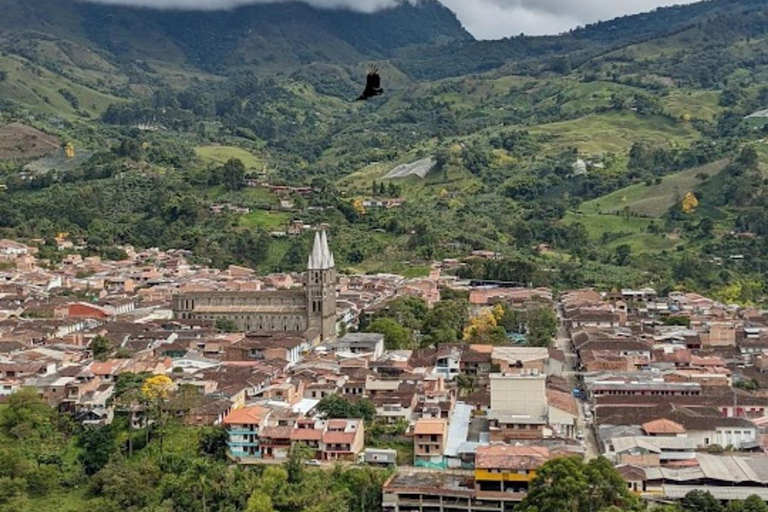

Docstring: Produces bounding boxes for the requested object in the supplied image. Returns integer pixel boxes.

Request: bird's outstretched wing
[356,65,384,101]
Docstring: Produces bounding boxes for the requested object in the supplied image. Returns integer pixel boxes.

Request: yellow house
[475,445,551,493]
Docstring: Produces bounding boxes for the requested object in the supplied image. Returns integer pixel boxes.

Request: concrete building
[475,445,552,494]
[488,373,548,441]
[383,471,523,512]
[320,332,385,361]
[224,405,271,458]
[491,347,548,375]
[414,418,448,465]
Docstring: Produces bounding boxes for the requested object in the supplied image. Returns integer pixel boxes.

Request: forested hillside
[1,0,767,302]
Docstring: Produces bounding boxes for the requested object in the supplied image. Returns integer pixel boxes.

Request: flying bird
[356,66,384,101]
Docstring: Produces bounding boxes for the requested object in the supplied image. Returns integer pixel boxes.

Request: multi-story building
[488,373,548,441]
[382,471,523,512]
[224,409,365,461]
[413,418,447,466]
[224,405,270,458]
[474,445,552,494]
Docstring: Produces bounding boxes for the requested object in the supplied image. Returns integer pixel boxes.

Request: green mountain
[0,0,469,73]
[1,0,768,303]
[0,0,469,115]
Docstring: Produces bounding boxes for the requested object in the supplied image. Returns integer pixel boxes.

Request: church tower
[307,231,337,341]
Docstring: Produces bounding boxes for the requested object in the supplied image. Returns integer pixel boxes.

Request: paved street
[555,312,600,460]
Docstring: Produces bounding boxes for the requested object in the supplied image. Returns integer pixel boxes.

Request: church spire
[308,230,334,270]
[320,230,332,269]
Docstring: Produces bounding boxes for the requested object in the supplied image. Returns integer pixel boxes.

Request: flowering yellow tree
[141,375,174,401]
[682,192,699,214]
[463,307,507,345]
[352,199,366,216]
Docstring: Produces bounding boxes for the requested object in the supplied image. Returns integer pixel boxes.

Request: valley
[1,1,768,512]
[0,0,766,298]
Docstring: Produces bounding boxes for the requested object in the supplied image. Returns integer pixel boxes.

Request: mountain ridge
[0,0,470,72]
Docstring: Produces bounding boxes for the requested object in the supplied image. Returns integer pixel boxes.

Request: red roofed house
[68,302,111,320]
[322,419,364,461]
[287,418,365,461]
[291,418,324,457]
[413,418,447,466]
[474,445,552,494]
[223,405,271,458]
[642,419,687,437]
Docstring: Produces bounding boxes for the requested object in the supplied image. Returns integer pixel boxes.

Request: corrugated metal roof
[662,485,768,500]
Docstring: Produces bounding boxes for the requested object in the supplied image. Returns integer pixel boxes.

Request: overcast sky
[82,0,704,39]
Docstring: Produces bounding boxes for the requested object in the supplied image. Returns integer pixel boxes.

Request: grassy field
[0,55,125,118]
[662,90,722,122]
[530,111,700,154]
[195,145,263,169]
[578,160,729,217]
[563,211,677,252]
[206,185,279,207]
[239,210,292,230]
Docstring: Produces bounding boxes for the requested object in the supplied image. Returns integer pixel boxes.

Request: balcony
[325,445,352,452]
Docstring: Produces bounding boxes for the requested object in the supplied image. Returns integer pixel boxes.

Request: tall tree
[518,456,641,512]
[221,158,246,191]
[681,490,724,512]
[366,317,413,350]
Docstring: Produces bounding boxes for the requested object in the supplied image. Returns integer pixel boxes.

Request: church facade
[172,231,337,341]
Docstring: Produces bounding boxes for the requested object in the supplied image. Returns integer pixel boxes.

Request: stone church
[172,231,337,341]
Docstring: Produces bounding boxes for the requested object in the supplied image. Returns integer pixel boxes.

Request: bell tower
[307,231,337,341]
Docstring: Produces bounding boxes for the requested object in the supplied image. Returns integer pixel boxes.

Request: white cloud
[445,0,704,39]
[81,0,404,14]
[79,0,705,38]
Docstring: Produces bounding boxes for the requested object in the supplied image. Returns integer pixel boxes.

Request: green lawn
[195,145,263,169]
[239,210,292,231]
[578,160,729,217]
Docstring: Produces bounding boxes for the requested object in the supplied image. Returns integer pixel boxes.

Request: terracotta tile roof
[475,445,551,470]
[323,431,356,445]
[691,355,726,367]
[223,405,269,425]
[547,388,579,417]
[642,418,687,434]
[616,465,647,481]
[260,426,294,440]
[653,349,692,365]
[414,419,447,436]
[89,360,123,375]
[291,428,323,441]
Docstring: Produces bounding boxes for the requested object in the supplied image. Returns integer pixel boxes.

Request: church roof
[308,231,335,270]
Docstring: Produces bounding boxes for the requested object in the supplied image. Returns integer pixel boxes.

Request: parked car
[305,459,322,466]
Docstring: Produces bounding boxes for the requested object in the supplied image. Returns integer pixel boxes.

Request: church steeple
[306,230,337,341]
[308,230,334,270]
